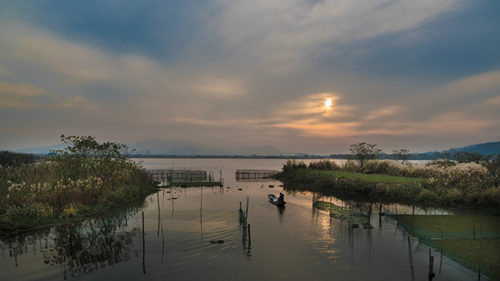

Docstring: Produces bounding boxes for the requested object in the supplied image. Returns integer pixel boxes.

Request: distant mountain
[15,143,67,154]
[406,140,500,160]
[14,139,496,157]
[444,141,500,155]
[12,139,291,156]
[130,139,290,156]
[236,145,287,156]
[130,139,227,155]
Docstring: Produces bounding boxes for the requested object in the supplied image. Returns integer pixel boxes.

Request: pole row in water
[238,198,252,253]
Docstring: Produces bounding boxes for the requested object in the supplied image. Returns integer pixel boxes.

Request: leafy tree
[483,154,500,186]
[453,151,485,163]
[348,142,382,169]
[282,159,307,171]
[392,149,410,164]
[51,135,134,191]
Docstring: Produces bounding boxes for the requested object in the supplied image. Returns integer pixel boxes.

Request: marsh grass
[0,136,157,234]
[277,159,500,208]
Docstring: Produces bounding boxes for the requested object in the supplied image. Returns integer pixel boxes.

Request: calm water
[0,159,492,281]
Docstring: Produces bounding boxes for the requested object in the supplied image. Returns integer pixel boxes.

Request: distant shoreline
[126,154,439,160]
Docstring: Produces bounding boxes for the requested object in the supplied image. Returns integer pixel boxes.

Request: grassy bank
[302,169,427,184]
[0,136,157,234]
[276,160,500,208]
[276,168,427,205]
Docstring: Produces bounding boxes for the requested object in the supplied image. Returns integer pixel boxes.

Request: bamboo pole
[428,248,435,280]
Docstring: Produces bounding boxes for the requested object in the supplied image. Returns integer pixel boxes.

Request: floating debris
[210,240,225,244]
[237,188,243,191]
[363,222,374,229]
[268,185,274,188]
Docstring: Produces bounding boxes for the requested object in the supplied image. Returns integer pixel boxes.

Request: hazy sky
[1,0,499,154]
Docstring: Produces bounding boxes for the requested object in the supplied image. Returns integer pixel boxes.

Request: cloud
[0,1,498,154]
[210,0,457,72]
[364,106,403,121]
[0,81,99,110]
[439,70,500,98]
[0,82,49,97]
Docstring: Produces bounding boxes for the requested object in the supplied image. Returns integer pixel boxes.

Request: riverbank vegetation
[0,135,157,234]
[276,143,500,208]
[390,214,500,280]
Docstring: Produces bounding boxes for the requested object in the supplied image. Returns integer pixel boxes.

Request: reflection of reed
[378,202,383,228]
[142,211,146,274]
[407,234,416,281]
[157,192,161,237]
[0,210,140,279]
[366,205,372,262]
[200,186,203,241]
[161,218,165,264]
[171,187,175,216]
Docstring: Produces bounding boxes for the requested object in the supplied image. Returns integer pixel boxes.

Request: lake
[0,158,495,281]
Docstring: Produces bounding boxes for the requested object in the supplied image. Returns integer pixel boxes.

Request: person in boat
[278,193,284,203]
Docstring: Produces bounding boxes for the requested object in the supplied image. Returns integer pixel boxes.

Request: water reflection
[1,157,495,281]
[1,210,140,280]
[276,205,285,219]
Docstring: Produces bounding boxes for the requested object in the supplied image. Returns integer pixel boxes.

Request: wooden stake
[428,248,435,280]
[247,224,251,246]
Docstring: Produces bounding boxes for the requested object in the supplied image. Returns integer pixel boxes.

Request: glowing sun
[324,98,333,110]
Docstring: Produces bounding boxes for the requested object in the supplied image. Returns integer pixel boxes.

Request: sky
[0,0,499,154]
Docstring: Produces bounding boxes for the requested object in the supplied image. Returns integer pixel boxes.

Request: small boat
[268,193,286,205]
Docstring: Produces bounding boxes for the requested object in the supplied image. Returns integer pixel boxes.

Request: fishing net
[387,212,500,280]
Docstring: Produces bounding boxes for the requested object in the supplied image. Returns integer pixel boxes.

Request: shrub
[444,163,489,191]
[426,159,456,168]
[0,151,38,167]
[308,160,339,170]
[282,159,307,172]
[0,135,156,232]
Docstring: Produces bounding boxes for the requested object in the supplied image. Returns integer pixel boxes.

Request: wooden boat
[268,193,286,205]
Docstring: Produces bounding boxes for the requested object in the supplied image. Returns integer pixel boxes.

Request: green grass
[307,169,427,184]
[433,239,500,280]
[389,214,500,280]
[392,215,500,234]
